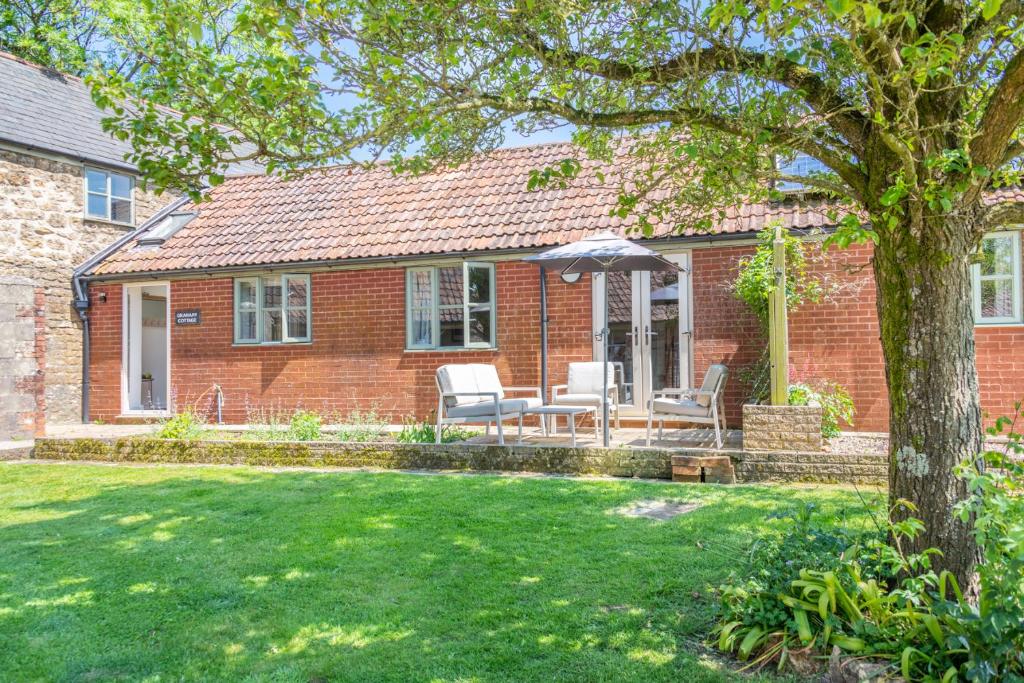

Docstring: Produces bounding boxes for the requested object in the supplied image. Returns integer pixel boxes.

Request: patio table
[519,405,595,447]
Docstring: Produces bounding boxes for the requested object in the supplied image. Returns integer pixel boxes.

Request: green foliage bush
[396,418,474,444]
[712,412,1024,680]
[156,408,206,440]
[788,381,855,438]
[732,225,822,329]
[288,410,322,441]
[334,409,386,442]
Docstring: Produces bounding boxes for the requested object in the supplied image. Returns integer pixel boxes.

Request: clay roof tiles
[91,141,1020,277]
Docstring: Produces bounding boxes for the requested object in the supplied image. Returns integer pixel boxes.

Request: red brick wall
[87,263,593,424]
[87,283,123,418]
[86,245,1024,431]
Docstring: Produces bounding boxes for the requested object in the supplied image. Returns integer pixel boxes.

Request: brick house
[76,142,1024,433]
[0,51,259,439]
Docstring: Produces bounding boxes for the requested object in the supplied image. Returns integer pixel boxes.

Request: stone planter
[742,404,823,452]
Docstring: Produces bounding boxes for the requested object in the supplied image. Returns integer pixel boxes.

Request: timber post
[768,225,789,406]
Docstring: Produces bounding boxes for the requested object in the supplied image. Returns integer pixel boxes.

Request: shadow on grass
[0,465,879,681]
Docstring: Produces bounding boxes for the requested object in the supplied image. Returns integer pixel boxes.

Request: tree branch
[513,26,868,153]
[971,46,1024,174]
[1001,139,1024,167]
[984,199,1024,227]
[463,92,867,199]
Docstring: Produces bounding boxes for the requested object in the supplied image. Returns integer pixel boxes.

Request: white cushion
[521,396,544,410]
[436,364,505,408]
[446,398,530,418]
[567,362,615,395]
[552,393,606,407]
[696,364,727,406]
[652,398,709,417]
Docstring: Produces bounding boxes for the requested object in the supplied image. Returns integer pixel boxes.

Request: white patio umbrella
[524,232,680,447]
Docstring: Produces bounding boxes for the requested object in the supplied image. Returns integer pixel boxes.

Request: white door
[593,252,691,416]
[122,283,170,414]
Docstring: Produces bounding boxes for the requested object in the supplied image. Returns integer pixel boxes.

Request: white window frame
[84,166,135,225]
[233,273,312,344]
[405,262,496,350]
[972,230,1023,325]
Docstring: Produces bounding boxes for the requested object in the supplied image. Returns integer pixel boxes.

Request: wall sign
[174,309,201,326]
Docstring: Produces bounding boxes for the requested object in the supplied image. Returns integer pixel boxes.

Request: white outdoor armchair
[435,364,542,445]
[646,364,729,448]
[550,362,621,436]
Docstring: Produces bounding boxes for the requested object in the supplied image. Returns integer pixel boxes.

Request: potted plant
[141,372,154,409]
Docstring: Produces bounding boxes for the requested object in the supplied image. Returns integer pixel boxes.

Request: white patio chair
[435,364,542,445]
[550,362,621,437]
[646,364,729,448]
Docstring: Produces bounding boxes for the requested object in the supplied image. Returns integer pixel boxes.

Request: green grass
[0,463,878,682]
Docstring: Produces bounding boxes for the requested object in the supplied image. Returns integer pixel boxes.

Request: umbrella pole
[603,267,610,447]
[539,267,548,405]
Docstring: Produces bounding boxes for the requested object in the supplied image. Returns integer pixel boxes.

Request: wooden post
[769,225,789,405]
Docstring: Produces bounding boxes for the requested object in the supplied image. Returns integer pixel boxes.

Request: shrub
[732,224,822,329]
[288,410,322,441]
[712,412,1024,680]
[334,409,386,442]
[788,381,855,438]
[396,418,474,444]
[156,408,206,440]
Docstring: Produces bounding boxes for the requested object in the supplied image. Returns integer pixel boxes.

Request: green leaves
[825,0,854,18]
[982,0,1003,21]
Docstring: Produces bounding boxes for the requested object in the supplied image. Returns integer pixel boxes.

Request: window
[972,231,1022,324]
[406,263,496,349]
[775,154,831,193]
[234,274,311,343]
[85,167,134,224]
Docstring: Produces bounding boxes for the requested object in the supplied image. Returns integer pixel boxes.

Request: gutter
[71,196,193,422]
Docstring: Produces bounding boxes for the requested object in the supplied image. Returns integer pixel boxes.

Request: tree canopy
[85,0,1024,587]
[88,1,1024,233]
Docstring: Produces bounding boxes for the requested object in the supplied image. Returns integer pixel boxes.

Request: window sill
[84,216,136,229]
[231,341,314,347]
[975,321,1024,328]
[404,347,499,353]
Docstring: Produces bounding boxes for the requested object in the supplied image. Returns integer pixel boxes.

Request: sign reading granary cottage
[174,309,201,326]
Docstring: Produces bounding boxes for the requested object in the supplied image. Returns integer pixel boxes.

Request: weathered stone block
[742,404,824,452]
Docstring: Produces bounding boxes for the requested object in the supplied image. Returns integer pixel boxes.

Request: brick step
[671,454,736,484]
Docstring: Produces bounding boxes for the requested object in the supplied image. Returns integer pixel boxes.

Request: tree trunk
[872,216,983,590]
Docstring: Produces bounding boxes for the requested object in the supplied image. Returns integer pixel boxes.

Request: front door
[592,252,691,416]
[122,283,170,414]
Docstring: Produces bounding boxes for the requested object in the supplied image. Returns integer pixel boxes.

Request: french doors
[592,252,692,416]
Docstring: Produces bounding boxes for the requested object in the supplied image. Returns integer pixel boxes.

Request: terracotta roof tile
[93,142,1019,277]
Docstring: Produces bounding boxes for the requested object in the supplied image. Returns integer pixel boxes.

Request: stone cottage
[0,51,256,438]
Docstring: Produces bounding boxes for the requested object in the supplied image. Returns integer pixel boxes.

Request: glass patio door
[593,252,691,416]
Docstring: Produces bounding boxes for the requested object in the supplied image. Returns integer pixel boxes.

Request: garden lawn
[0,463,878,682]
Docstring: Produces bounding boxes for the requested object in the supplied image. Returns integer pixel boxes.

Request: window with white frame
[85,167,134,224]
[406,263,496,349]
[972,230,1022,324]
[234,274,311,344]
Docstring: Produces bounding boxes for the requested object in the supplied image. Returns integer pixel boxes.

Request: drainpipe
[71,196,193,423]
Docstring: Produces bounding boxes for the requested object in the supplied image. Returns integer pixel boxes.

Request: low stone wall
[31,437,674,479]
[29,437,889,485]
[742,404,823,451]
[670,447,887,485]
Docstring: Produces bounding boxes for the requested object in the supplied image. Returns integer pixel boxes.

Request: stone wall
[0,147,172,426]
[32,437,674,479]
[0,277,45,439]
[31,436,888,484]
[742,404,823,451]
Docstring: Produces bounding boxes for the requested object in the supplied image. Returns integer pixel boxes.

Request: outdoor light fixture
[560,271,582,284]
